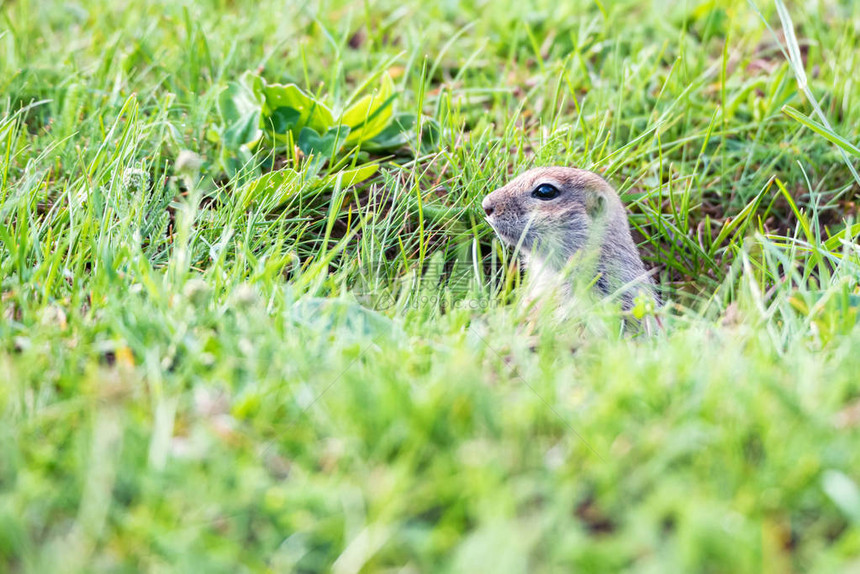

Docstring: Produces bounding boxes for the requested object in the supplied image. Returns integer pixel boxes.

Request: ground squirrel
[482,167,657,314]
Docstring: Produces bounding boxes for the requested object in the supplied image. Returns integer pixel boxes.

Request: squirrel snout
[482,196,495,217]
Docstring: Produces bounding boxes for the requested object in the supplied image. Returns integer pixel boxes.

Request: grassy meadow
[2,0,860,571]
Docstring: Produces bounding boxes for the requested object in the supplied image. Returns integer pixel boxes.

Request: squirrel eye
[531,183,560,200]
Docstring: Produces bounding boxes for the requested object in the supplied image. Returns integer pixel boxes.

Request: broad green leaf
[363,113,442,153]
[261,82,334,135]
[362,112,416,151]
[268,106,301,134]
[219,144,255,179]
[321,164,379,189]
[218,81,258,124]
[239,168,302,208]
[297,125,351,159]
[342,72,395,145]
[223,110,262,150]
[238,163,375,209]
[218,81,262,149]
[241,70,265,101]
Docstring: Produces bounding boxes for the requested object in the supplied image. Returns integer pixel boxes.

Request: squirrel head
[482,167,620,262]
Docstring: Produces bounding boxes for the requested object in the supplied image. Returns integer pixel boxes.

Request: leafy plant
[213,70,440,208]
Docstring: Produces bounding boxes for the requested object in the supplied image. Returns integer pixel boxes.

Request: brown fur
[482,167,655,311]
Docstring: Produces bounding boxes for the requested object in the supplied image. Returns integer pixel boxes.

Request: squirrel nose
[482,197,495,217]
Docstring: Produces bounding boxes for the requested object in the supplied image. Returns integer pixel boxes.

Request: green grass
[2,0,860,571]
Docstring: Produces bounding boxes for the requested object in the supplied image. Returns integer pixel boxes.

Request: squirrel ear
[586,191,606,217]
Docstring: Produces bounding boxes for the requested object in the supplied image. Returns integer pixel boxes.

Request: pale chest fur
[522,254,586,318]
